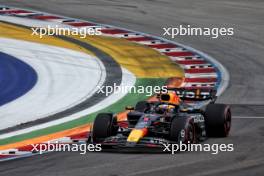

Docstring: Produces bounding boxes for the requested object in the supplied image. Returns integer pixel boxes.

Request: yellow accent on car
[127,129,145,143]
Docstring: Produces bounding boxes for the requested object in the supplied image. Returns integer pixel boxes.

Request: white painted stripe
[184,82,216,86]
[133,40,164,45]
[185,73,218,78]
[13,12,40,17]
[48,137,72,143]
[233,116,264,119]
[0,15,71,28]
[12,151,32,155]
[0,8,14,11]
[103,33,136,38]
[182,64,213,69]
[43,18,69,23]
[169,56,201,61]
[154,47,185,52]
[79,25,108,29]
[0,7,10,10]
[0,149,18,154]
[183,83,215,88]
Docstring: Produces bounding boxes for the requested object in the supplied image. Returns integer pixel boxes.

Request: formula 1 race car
[90,88,231,149]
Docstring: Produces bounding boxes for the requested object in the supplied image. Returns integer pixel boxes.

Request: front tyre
[170,117,196,143]
[92,113,117,143]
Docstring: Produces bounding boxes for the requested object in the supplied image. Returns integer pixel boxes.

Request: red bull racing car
[90,88,231,149]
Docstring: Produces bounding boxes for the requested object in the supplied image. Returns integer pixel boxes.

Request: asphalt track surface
[0,52,37,106]
[0,0,264,176]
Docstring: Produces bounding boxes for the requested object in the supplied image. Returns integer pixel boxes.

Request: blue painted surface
[0,52,37,106]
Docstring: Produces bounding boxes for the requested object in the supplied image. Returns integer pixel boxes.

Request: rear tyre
[135,101,150,112]
[170,117,195,143]
[92,113,117,143]
[205,104,231,137]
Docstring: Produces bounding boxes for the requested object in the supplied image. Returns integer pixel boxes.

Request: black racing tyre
[92,113,117,142]
[205,104,231,137]
[135,101,150,112]
[170,117,195,143]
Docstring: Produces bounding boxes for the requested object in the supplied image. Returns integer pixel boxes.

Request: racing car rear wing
[166,88,217,101]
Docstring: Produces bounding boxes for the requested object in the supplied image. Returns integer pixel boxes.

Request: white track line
[233,116,264,119]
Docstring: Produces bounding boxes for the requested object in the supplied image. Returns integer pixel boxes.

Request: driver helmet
[156,104,175,114]
[159,91,181,105]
